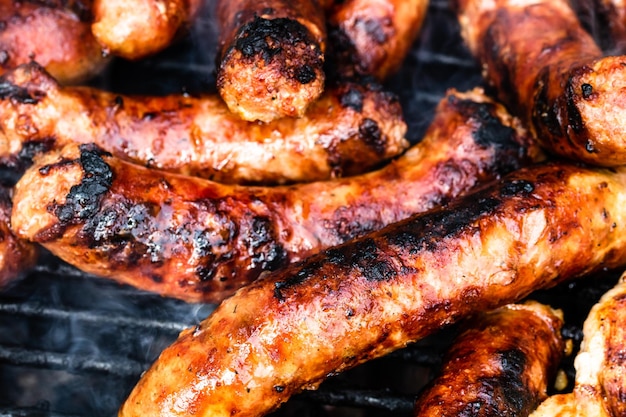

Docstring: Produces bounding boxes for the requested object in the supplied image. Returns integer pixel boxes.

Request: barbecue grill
[0,1,619,416]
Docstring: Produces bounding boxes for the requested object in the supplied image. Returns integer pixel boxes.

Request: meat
[455,0,626,167]
[326,0,430,80]
[0,62,408,185]
[0,0,109,84]
[9,87,541,303]
[529,273,626,417]
[413,301,565,417]
[91,0,202,60]
[118,161,626,417]
[216,0,326,122]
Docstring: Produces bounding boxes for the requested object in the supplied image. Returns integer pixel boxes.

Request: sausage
[0,62,408,185]
[91,0,202,60]
[118,161,626,417]
[413,301,565,417]
[9,87,541,303]
[216,0,326,122]
[325,0,430,80]
[0,0,109,84]
[530,273,626,417]
[455,0,626,167]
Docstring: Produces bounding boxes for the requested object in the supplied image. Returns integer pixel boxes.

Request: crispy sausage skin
[326,0,430,80]
[9,88,541,303]
[216,0,326,122]
[456,0,626,166]
[413,301,565,417]
[0,62,408,185]
[91,0,202,60]
[0,0,109,84]
[118,161,626,417]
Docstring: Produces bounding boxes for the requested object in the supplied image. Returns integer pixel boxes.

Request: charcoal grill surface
[0,1,618,416]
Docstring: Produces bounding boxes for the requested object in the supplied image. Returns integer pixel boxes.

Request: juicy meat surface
[216,0,326,122]
[9,88,541,303]
[456,0,626,166]
[413,301,565,417]
[119,161,626,417]
[0,0,109,84]
[0,62,408,185]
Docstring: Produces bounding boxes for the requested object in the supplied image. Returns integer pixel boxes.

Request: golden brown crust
[326,0,430,80]
[0,0,109,84]
[413,301,565,417]
[456,0,626,167]
[119,161,626,417]
[10,88,541,303]
[91,0,202,60]
[216,0,326,122]
[0,62,408,185]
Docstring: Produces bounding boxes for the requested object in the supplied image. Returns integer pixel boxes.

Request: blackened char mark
[340,87,364,112]
[532,66,562,138]
[358,118,386,155]
[0,78,42,104]
[274,259,324,301]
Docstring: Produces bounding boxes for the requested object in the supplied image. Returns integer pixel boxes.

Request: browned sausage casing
[0,0,109,84]
[216,0,326,122]
[414,301,565,417]
[456,0,626,166]
[9,87,541,303]
[118,161,626,417]
[0,62,408,185]
[91,0,202,60]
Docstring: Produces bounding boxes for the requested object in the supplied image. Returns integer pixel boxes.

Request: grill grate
[0,1,617,416]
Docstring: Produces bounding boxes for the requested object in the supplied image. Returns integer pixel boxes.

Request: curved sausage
[91,0,202,60]
[9,87,541,303]
[118,161,626,417]
[0,0,109,84]
[216,0,326,122]
[0,62,408,185]
[456,0,626,167]
[413,301,564,417]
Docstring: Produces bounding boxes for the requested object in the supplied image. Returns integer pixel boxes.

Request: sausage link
[91,0,202,60]
[118,161,626,417]
[456,0,626,167]
[0,0,109,84]
[9,87,541,303]
[413,301,564,417]
[216,0,326,122]
[0,62,408,185]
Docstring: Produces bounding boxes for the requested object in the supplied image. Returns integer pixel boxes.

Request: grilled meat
[9,87,541,303]
[0,0,109,84]
[326,0,429,80]
[530,273,626,417]
[413,301,565,417]
[0,62,408,185]
[216,0,326,122]
[118,161,626,417]
[456,0,626,167]
[91,0,202,60]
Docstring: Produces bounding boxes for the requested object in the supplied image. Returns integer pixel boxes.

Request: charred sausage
[413,301,565,417]
[216,0,326,122]
[0,62,408,185]
[456,0,626,166]
[91,0,202,60]
[0,0,109,84]
[118,161,626,417]
[9,87,541,303]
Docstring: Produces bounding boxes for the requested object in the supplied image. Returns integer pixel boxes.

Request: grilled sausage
[530,273,626,417]
[0,62,408,185]
[0,0,109,84]
[9,87,541,303]
[413,301,565,417]
[456,0,626,167]
[326,0,430,80]
[91,0,202,60]
[118,161,626,417]
[216,0,326,122]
